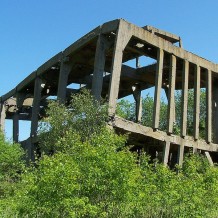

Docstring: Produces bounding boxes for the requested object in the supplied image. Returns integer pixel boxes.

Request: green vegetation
[116,89,207,138]
[0,90,218,217]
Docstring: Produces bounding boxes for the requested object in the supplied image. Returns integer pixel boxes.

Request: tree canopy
[0,90,218,218]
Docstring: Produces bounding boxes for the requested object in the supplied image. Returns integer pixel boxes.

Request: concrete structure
[1,19,218,165]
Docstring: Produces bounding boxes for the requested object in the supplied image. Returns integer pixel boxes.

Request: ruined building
[1,19,218,166]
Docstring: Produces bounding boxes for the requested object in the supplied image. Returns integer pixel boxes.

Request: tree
[117,89,207,139]
[1,90,218,218]
[0,131,25,216]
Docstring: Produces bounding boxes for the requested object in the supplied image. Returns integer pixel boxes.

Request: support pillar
[194,65,201,140]
[212,77,218,143]
[153,48,164,129]
[108,20,132,116]
[133,85,142,122]
[91,34,108,101]
[13,92,26,143]
[177,141,184,166]
[163,140,170,166]
[30,77,43,161]
[181,60,189,137]
[13,111,19,142]
[0,103,6,132]
[206,69,212,143]
[57,58,73,103]
[167,54,176,134]
[205,151,214,166]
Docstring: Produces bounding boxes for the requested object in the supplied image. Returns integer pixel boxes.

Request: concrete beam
[125,20,218,72]
[16,71,37,93]
[64,27,101,57]
[112,116,218,152]
[37,52,62,76]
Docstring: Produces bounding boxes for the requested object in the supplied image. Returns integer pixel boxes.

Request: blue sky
[1,0,218,140]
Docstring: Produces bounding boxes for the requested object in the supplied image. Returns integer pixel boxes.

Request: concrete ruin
[1,19,218,166]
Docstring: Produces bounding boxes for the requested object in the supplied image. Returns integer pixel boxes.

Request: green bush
[1,90,218,217]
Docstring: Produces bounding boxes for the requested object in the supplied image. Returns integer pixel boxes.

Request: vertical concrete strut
[30,77,43,160]
[181,60,189,137]
[0,102,6,132]
[108,20,132,116]
[163,140,170,166]
[167,54,176,134]
[13,111,19,142]
[57,59,73,103]
[133,85,142,122]
[212,78,218,143]
[153,48,164,129]
[194,65,201,140]
[13,93,26,142]
[206,69,212,143]
[91,34,108,101]
[177,140,185,166]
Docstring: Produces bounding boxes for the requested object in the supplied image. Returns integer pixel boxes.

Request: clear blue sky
[1,0,218,140]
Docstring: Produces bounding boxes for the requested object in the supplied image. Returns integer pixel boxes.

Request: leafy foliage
[39,89,108,153]
[0,90,218,217]
[117,89,207,139]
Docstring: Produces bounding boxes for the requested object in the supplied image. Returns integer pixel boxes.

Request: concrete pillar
[12,93,26,143]
[13,111,19,142]
[167,54,176,134]
[29,77,43,161]
[0,102,6,132]
[193,65,201,140]
[153,48,164,129]
[133,85,142,122]
[206,69,212,143]
[181,60,189,137]
[163,140,170,166]
[108,20,131,116]
[177,141,184,166]
[91,34,108,101]
[57,58,73,103]
[212,77,218,143]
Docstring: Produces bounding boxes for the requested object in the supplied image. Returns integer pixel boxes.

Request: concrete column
[206,69,212,143]
[31,77,43,138]
[0,103,6,132]
[91,34,108,101]
[12,93,26,143]
[29,77,43,161]
[108,20,132,116]
[57,58,73,103]
[13,111,19,142]
[177,141,185,166]
[181,60,189,137]
[193,65,201,140]
[212,77,218,143]
[153,48,164,129]
[133,85,142,122]
[163,140,170,166]
[167,54,176,134]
